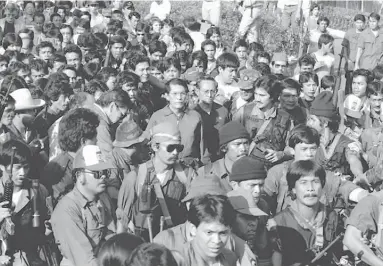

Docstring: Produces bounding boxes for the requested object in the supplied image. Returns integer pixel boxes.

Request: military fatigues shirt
[51,187,116,266]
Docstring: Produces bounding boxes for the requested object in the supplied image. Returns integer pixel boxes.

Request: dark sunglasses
[166,144,184,153]
[84,169,111,179]
[90,4,99,7]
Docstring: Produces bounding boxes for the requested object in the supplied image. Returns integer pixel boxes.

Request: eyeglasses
[84,169,111,179]
[165,144,184,153]
[90,4,99,7]
[136,33,145,36]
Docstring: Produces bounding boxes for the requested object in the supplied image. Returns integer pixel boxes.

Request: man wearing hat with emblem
[307,92,364,183]
[198,121,250,192]
[51,145,116,266]
[194,76,230,163]
[154,174,257,266]
[117,121,197,242]
[270,52,288,76]
[340,94,365,143]
[231,69,260,119]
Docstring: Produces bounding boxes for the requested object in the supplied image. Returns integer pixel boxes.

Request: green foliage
[134,1,347,57]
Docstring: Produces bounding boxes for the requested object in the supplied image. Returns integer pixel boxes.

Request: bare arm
[355,47,363,70]
[344,225,383,266]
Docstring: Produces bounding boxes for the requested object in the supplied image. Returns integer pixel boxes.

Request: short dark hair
[320,75,335,90]
[36,41,55,55]
[33,12,45,22]
[188,194,234,228]
[206,26,221,39]
[96,67,118,83]
[354,14,366,23]
[318,33,334,49]
[52,53,66,64]
[97,233,144,266]
[165,78,188,93]
[129,54,150,71]
[190,50,208,71]
[369,12,380,21]
[367,81,383,97]
[288,124,320,148]
[317,16,330,26]
[298,54,316,67]
[249,42,264,52]
[96,89,131,109]
[310,3,319,11]
[128,243,178,266]
[201,39,216,51]
[44,81,74,104]
[254,75,282,102]
[2,33,22,50]
[157,57,182,73]
[116,71,140,90]
[84,79,108,96]
[217,52,240,70]
[233,39,248,52]
[148,40,167,56]
[109,35,126,48]
[373,65,383,81]
[287,160,326,191]
[353,68,374,84]
[60,24,74,36]
[84,50,102,63]
[280,78,302,96]
[0,140,32,167]
[299,72,319,86]
[254,62,271,76]
[63,44,82,59]
[59,108,100,152]
[29,59,49,74]
[163,18,174,27]
[128,11,141,20]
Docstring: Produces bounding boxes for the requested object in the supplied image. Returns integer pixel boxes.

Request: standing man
[342,14,366,88]
[202,0,221,26]
[272,160,341,265]
[51,145,117,266]
[146,78,204,167]
[343,191,383,266]
[236,0,264,43]
[355,12,383,70]
[177,194,238,266]
[198,121,250,192]
[280,0,302,31]
[307,92,364,180]
[90,90,130,159]
[117,122,197,241]
[194,76,230,164]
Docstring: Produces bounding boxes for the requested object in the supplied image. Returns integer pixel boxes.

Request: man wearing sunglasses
[117,122,197,242]
[51,144,116,266]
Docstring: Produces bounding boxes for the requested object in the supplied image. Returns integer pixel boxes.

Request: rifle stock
[309,233,344,265]
[332,46,346,109]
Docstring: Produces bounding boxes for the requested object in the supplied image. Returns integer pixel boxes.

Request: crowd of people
[0,0,383,265]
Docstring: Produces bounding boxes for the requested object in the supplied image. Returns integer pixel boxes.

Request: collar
[289,201,326,230]
[163,105,187,117]
[94,103,111,124]
[73,186,99,208]
[216,158,230,179]
[250,105,276,119]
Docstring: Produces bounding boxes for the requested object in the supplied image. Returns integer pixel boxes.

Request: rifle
[332,46,346,110]
[308,233,344,265]
[0,147,16,256]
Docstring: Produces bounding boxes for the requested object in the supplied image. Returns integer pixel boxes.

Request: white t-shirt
[149,0,171,20]
[12,190,23,207]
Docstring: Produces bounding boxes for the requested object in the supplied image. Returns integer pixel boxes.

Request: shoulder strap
[136,163,149,197]
[174,162,187,185]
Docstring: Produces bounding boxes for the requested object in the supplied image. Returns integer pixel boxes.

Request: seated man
[51,145,116,266]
